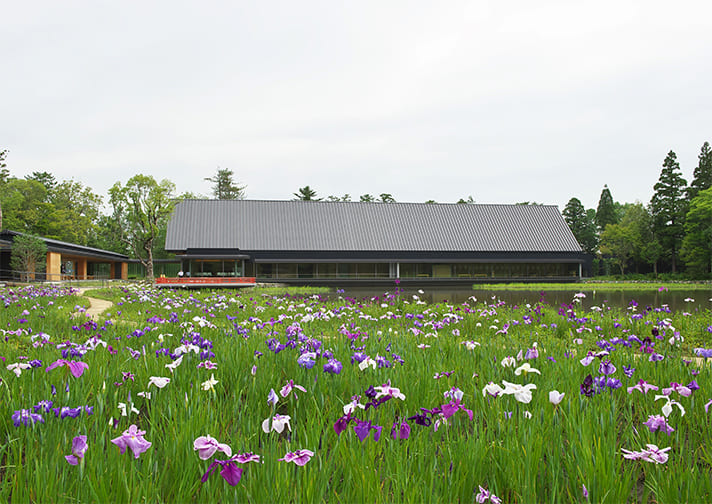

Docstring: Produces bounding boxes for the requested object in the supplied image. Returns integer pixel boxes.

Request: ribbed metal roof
[165,200,583,253]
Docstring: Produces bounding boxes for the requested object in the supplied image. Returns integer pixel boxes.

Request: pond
[331,285,712,312]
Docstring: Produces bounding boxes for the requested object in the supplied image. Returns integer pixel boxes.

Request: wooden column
[46,252,62,282]
[77,259,88,279]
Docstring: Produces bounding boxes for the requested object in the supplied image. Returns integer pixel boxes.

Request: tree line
[2,148,710,280]
[563,142,712,278]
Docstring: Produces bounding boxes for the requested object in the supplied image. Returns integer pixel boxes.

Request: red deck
[155,277,256,287]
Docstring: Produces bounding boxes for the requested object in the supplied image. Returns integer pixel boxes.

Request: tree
[359,194,375,202]
[686,141,712,201]
[25,171,57,194]
[595,185,617,232]
[326,194,352,202]
[10,234,47,281]
[109,175,176,280]
[205,168,246,200]
[681,187,712,278]
[599,223,635,275]
[623,203,661,273]
[456,196,475,204]
[0,178,51,235]
[0,149,8,229]
[379,193,396,203]
[562,198,598,254]
[45,180,103,245]
[293,186,320,201]
[424,200,437,204]
[650,151,688,273]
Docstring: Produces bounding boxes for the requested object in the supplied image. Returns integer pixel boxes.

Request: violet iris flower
[111,424,152,459]
[65,435,88,465]
[193,435,232,460]
[391,420,411,440]
[623,365,635,378]
[201,459,243,486]
[334,413,353,435]
[643,415,675,435]
[11,409,44,427]
[280,380,306,399]
[580,374,595,397]
[694,347,712,358]
[599,360,616,375]
[627,380,659,395]
[279,449,314,466]
[354,419,382,442]
[267,388,278,406]
[323,359,343,374]
[441,399,474,420]
[45,359,89,378]
[475,486,503,503]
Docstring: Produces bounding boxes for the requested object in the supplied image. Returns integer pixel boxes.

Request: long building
[163,199,585,284]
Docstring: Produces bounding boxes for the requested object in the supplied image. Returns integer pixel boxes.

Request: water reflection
[330,286,712,312]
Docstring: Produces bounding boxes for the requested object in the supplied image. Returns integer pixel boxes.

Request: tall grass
[1,284,711,502]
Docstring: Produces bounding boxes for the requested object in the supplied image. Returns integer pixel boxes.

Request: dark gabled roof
[0,230,129,261]
[165,200,583,253]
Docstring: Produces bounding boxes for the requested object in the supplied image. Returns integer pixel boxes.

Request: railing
[0,269,111,286]
[155,276,257,287]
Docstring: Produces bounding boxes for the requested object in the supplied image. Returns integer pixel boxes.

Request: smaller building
[0,230,129,282]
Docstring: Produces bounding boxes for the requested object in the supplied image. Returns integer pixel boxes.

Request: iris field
[2,283,712,503]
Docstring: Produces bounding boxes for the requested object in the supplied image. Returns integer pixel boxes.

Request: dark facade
[164,200,586,284]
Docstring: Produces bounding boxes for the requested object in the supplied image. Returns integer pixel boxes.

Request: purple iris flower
[33,400,53,413]
[599,360,616,375]
[623,365,635,378]
[334,413,353,435]
[201,459,243,486]
[111,424,152,459]
[351,352,368,364]
[606,378,622,390]
[391,420,411,440]
[694,348,712,358]
[279,449,315,466]
[267,389,278,406]
[12,409,44,427]
[391,353,405,365]
[375,355,391,368]
[407,411,432,427]
[643,415,675,435]
[354,419,382,442]
[297,353,316,369]
[323,359,343,374]
[649,353,664,362]
[45,359,89,378]
[65,435,88,465]
[53,406,82,419]
[580,374,595,397]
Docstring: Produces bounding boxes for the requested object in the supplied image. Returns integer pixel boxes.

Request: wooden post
[46,252,62,282]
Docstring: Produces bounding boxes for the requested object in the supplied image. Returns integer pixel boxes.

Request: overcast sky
[3,1,712,210]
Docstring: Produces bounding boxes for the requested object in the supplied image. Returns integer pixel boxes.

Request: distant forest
[1,142,711,279]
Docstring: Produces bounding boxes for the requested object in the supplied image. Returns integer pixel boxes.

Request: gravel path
[76,288,114,321]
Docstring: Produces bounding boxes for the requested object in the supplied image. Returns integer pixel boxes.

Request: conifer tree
[595,185,617,232]
[686,141,712,200]
[650,150,688,273]
[562,197,598,254]
[205,168,246,200]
